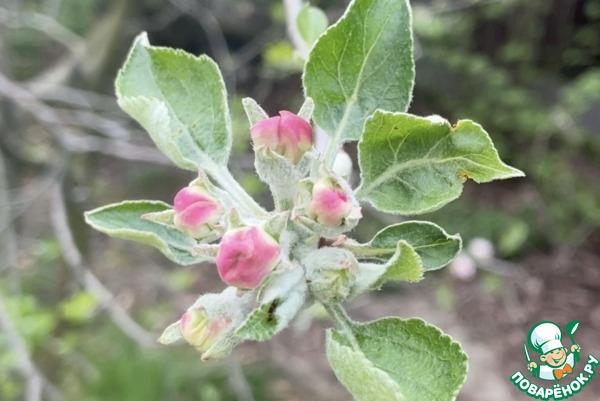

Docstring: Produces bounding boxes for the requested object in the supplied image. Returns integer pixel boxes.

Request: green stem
[323,133,341,168]
[207,162,269,219]
[322,107,352,167]
[342,243,393,258]
[323,303,360,351]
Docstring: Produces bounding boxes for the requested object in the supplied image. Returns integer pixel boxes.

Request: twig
[0,71,170,166]
[49,183,157,347]
[0,292,66,401]
[168,0,237,92]
[0,7,83,51]
[227,357,256,401]
[0,150,18,271]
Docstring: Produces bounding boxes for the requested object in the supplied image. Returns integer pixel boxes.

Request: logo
[510,320,599,400]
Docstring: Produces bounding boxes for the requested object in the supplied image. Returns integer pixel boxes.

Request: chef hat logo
[528,321,564,354]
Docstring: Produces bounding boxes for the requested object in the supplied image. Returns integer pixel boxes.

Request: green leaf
[59,291,98,323]
[326,318,467,401]
[297,4,328,47]
[116,33,232,169]
[236,268,306,341]
[84,200,204,265]
[157,320,183,345]
[367,221,461,270]
[352,241,422,295]
[303,0,414,142]
[380,240,422,282]
[357,112,525,215]
[242,97,268,126]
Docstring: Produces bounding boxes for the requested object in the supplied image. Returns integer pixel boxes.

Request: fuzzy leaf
[297,4,328,47]
[242,97,268,126]
[303,0,414,141]
[236,267,306,341]
[352,240,422,295]
[365,221,461,270]
[158,320,183,345]
[84,201,204,265]
[116,33,232,169]
[379,240,422,283]
[357,112,525,215]
[326,318,468,401]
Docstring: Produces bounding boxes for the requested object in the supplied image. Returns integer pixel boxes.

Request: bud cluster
[162,104,363,356]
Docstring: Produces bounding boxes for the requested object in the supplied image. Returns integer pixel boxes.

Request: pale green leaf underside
[327,329,404,401]
[357,111,525,215]
[380,240,423,283]
[116,33,231,169]
[158,320,182,345]
[84,200,202,265]
[326,318,468,401]
[303,0,414,141]
[353,241,422,296]
[370,221,461,270]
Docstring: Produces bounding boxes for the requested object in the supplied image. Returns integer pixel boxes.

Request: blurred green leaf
[297,4,328,47]
[60,292,98,323]
[263,40,303,71]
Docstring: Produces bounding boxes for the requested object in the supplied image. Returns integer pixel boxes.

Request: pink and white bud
[173,185,223,238]
[180,308,232,352]
[308,177,353,227]
[250,111,313,164]
[216,226,280,289]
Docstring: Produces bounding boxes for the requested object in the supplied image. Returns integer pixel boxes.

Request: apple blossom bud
[216,226,281,289]
[303,248,358,303]
[180,308,231,352]
[449,253,476,281]
[467,237,494,261]
[250,111,313,164]
[308,177,353,227]
[173,185,223,238]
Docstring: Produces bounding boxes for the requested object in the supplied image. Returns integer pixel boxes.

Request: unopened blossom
[467,237,494,261]
[250,111,313,164]
[308,177,353,227]
[449,253,476,281]
[304,248,358,303]
[180,308,231,352]
[173,185,223,238]
[216,226,280,289]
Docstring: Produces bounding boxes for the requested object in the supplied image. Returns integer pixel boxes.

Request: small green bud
[303,247,358,303]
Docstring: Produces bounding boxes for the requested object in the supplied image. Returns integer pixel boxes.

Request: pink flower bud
[250,111,313,164]
[308,177,353,227]
[173,185,223,238]
[216,226,280,289]
[180,308,231,352]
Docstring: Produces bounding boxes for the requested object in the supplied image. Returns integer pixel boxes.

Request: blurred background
[0,0,599,400]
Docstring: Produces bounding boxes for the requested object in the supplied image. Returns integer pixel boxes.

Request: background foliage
[0,0,599,400]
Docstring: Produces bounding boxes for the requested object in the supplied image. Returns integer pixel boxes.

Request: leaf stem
[323,131,341,168]
[323,303,360,351]
[323,106,351,167]
[208,163,269,219]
